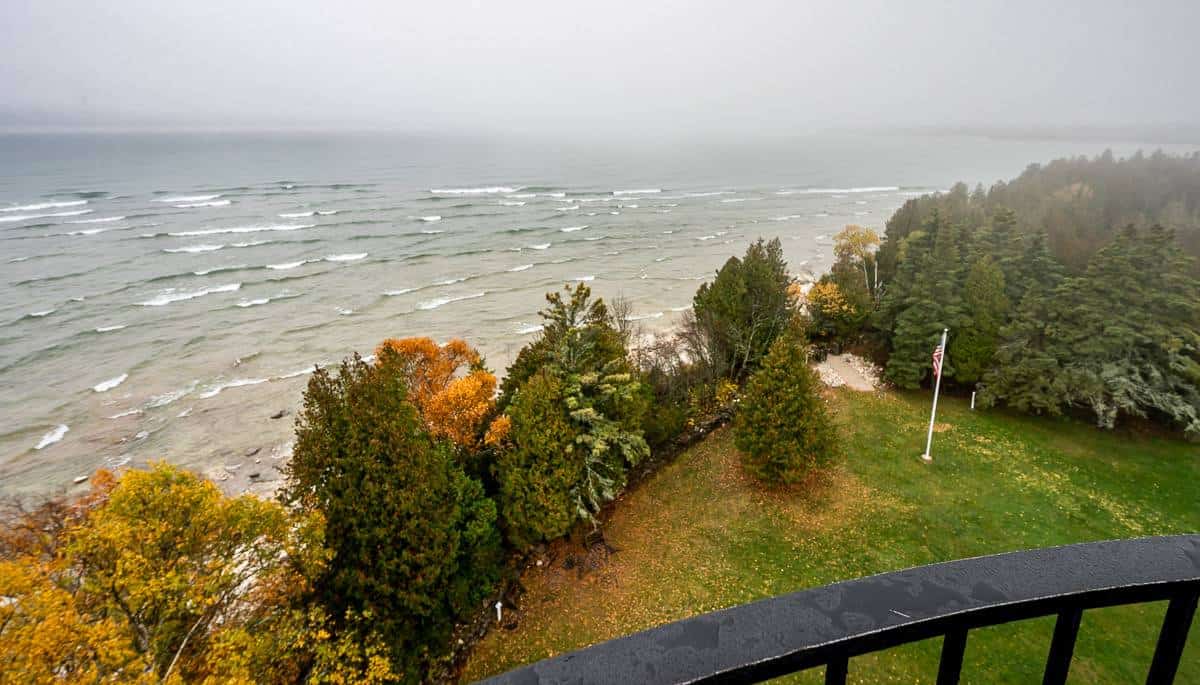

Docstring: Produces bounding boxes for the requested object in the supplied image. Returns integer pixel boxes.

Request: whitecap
[163,244,225,253]
[175,200,231,208]
[95,325,126,333]
[609,211,620,215]
[509,193,536,199]
[194,264,247,275]
[198,377,269,399]
[168,223,313,237]
[1,199,86,212]
[35,425,68,450]
[236,298,271,308]
[696,235,716,241]
[516,323,544,335]
[266,260,309,270]
[337,307,354,316]
[624,312,664,321]
[683,191,730,197]
[573,275,595,282]
[499,201,526,206]
[437,276,469,285]
[559,225,589,233]
[419,215,442,222]
[780,186,899,195]
[279,211,315,218]
[557,205,581,211]
[417,291,486,310]
[324,253,367,262]
[65,227,110,236]
[654,257,668,262]
[155,193,221,203]
[618,204,638,209]
[771,214,804,221]
[431,186,520,195]
[420,229,444,234]
[93,374,128,393]
[8,256,30,263]
[663,230,675,234]
[146,382,197,408]
[138,283,241,306]
[614,188,661,195]
[29,309,56,317]
[508,263,534,272]
[383,287,418,296]
[66,215,125,224]
[720,198,746,203]
[0,209,93,223]
[276,365,317,380]
[108,408,143,419]
[529,243,551,250]
[669,305,691,312]
[316,210,337,216]
[543,192,566,198]
[584,235,605,241]
[232,240,270,248]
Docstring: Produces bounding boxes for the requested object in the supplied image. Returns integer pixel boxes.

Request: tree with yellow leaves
[834,224,881,295]
[375,336,497,452]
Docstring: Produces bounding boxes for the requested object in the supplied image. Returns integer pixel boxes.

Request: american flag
[931,343,944,378]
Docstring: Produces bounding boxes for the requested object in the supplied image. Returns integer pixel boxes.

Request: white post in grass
[971,391,976,410]
[495,601,503,623]
[922,328,949,463]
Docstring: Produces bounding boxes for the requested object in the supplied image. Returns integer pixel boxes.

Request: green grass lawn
[463,388,1199,683]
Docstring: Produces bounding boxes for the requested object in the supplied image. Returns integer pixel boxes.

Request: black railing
[480,535,1199,685]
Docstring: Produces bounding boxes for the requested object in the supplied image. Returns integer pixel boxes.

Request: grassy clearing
[463,389,1199,683]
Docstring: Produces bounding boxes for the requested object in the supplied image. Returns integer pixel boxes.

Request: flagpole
[922,328,948,463]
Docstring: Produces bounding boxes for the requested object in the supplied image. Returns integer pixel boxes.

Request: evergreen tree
[282,351,502,682]
[951,256,1009,384]
[734,334,839,485]
[692,237,793,379]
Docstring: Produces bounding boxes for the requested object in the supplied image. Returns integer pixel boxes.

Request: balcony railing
[479,535,1199,684]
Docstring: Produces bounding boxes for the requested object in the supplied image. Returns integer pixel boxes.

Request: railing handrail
[478,535,1200,684]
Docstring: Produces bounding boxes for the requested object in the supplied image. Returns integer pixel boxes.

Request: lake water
[2,132,1193,496]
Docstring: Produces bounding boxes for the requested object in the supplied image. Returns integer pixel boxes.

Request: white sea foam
[266,260,309,270]
[508,264,534,272]
[168,223,313,237]
[618,203,638,209]
[516,323,544,335]
[29,309,56,317]
[559,225,589,232]
[420,215,442,222]
[543,192,566,198]
[624,311,664,321]
[696,235,716,241]
[146,382,197,408]
[35,425,68,449]
[175,200,232,208]
[573,275,595,282]
[156,193,221,203]
[8,256,30,263]
[93,374,128,393]
[95,325,126,333]
[417,291,486,310]
[65,227,110,236]
[138,283,240,306]
[324,253,367,262]
[431,186,521,195]
[720,198,746,203]
[420,229,444,234]
[277,365,317,380]
[2,200,87,212]
[771,214,804,221]
[584,235,605,241]
[232,240,270,248]
[66,215,125,224]
[107,408,143,419]
[669,305,691,312]
[499,201,526,206]
[163,244,225,253]
[557,205,581,211]
[529,243,551,250]
[383,287,418,296]
[437,276,469,285]
[199,377,269,399]
[194,264,247,275]
[614,188,661,195]
[236,298,271,308]
[509,193,536,199]
[655,257,668,262]
[0,209,93,223]
[279,211,315,218]
[779,186,899,195]
[684,191,730,197]
[337,307,355,316]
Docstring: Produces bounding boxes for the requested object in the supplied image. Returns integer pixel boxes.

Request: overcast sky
[2,0,1198,137]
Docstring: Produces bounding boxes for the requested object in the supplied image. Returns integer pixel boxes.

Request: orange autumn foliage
[375,337,497,449]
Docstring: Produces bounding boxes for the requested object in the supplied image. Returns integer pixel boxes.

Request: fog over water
[2,1,1199,136]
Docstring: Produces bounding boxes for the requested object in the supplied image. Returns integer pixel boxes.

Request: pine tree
[952,256,1009,384]
[734,334,838,485]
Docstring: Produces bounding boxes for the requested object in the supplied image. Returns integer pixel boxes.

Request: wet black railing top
[480,535,1200,685]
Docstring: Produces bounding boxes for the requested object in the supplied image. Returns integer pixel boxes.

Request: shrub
[282,350,502,682]
[734,335,839,485]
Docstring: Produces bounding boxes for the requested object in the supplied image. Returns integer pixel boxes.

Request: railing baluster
[1146,590,1199,685]
[1043,607,1083,685]
[824,656,848,685]
[936,628,968,685]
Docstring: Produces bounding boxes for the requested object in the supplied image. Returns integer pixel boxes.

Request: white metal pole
[971,391,976,410]
[922,328,948,462]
